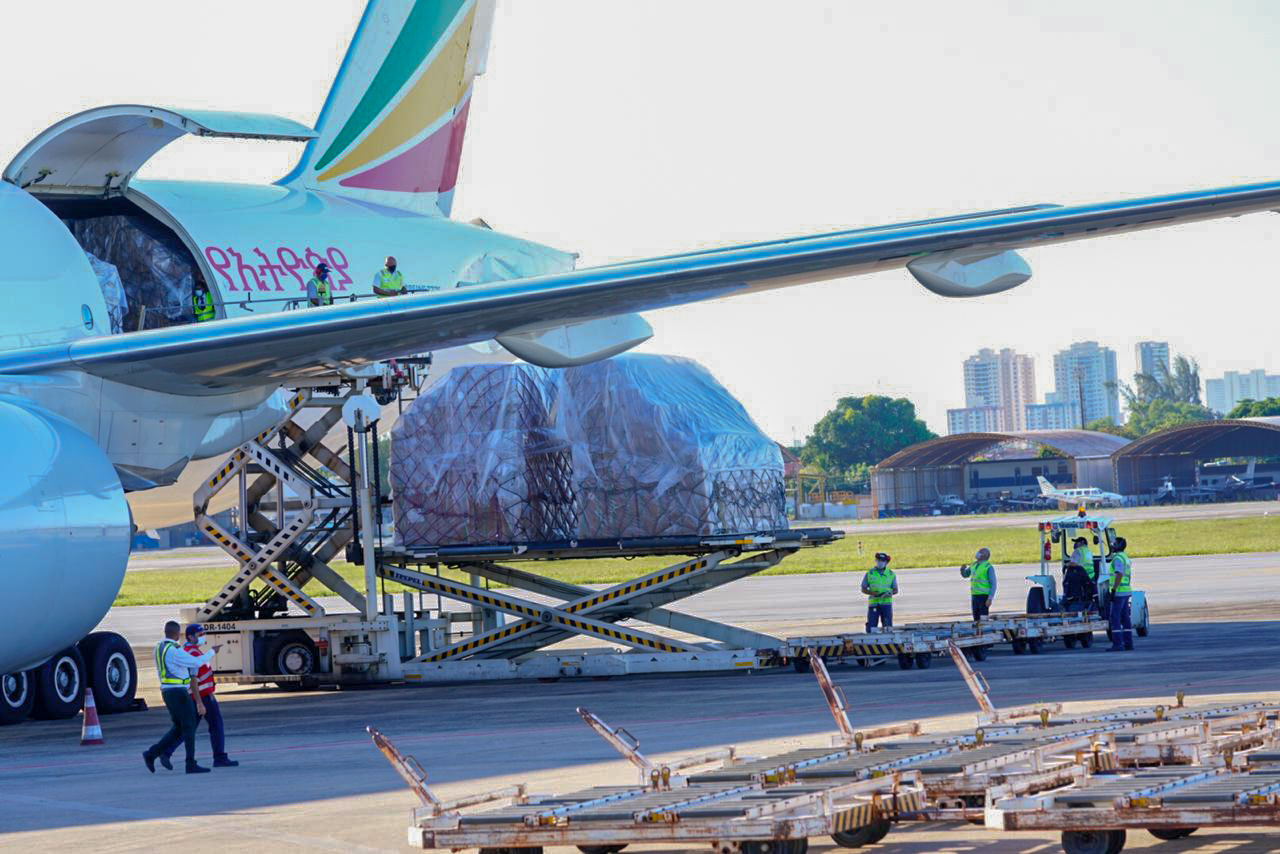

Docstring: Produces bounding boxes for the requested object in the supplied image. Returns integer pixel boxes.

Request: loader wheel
[1147,828,1196,840]
[1064,635,1078,649]
[792,656,812,674]
[1060,829,1125,854]
[970,645,988,661]
[1079,632,1094,648]
[1028,638,1043,655]
[831,819,890,848]
[1012,638,1026,655]
[914,652,932,669]
[897,653,914,670]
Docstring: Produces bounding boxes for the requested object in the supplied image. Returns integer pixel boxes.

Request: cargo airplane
[3,0,1280,723]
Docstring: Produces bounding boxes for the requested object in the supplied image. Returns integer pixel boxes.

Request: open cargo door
[4,105,315,195]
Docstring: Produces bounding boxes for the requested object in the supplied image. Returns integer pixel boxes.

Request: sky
[2,1,1278,440]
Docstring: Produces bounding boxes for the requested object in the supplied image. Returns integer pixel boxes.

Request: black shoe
[186,764,212,774]
[213,756,239,767]
[159,755,173,771]
[143,751,156,773]
[1105,646,1125,652]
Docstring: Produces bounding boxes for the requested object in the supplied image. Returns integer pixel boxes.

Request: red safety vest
[184,642,216,697]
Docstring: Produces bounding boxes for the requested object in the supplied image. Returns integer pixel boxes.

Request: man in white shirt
[142,620,220,774]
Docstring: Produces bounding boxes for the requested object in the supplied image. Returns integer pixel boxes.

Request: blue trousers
[971,594,991,621]
[866,602,893,632]
[162,693,228,761]
[1109,594,1133,649]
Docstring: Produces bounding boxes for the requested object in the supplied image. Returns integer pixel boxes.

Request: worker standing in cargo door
[1106,537,1135,652]
[372,256,406,297]
[960,547,997,620]
[860,552,897,632]
[142,621,220,774]
[191,277,215,323]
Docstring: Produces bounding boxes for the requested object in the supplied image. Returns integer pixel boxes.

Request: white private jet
[1037,476,1125,508]
[4,0,1280,722]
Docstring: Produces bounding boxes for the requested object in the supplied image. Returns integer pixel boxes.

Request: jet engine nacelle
[0,397,131,674]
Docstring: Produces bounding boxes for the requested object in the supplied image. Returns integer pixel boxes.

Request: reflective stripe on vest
[309,276,333,305]
[1111,552,1132,594]
[155,640,188,686]
[192,290,215,322]
[866,567,895,605]
[375,268,404,296]
[970,560,993,594]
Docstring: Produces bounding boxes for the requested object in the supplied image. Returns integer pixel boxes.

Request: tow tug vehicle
[1027,510,1150,645]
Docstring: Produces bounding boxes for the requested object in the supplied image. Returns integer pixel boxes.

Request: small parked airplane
[1037,476,1125,508]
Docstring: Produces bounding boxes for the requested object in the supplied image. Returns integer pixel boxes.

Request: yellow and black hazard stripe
[569,559,709,612]
[206,449,247,490]
[847,643,902,656]
[832,803,877,832]
[202,524,253,563]
[1091,748,1119,772]
[260,569,318,614]
[551,617,686,652]
[810,644,844,658]
[1002,629,1017,641]
[423,622,539,662]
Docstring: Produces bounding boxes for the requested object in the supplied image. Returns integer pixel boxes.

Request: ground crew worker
[158,625,238,769]
[960,547,997,620]
[860,552,898,632]
[372,255,406,297]
[143,621,220,774]
[191,278,215,323]
[1070,536,1095,581]
[307,263,334,307]
[1106,537,1135,652]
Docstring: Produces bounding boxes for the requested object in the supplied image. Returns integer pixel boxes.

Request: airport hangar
[1111,415,1280,494]
[871,417,1280,513]
[871,429,1129,513]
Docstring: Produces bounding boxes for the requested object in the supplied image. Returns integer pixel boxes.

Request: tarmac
[2,550,1277,852]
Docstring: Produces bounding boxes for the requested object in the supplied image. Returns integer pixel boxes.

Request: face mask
[875,560,886,569]
[975,553,983,561]
[387,264,396,273]
[194,636,206,647]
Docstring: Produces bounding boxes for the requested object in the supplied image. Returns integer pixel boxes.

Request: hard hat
[874,552,890,562]
[316,262,330,274]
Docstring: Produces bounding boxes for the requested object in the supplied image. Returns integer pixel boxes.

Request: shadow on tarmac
[1,619,1277,835]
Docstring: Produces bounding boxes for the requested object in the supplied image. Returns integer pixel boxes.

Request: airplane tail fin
[1037,475,1055,495]
[279,0,495,216]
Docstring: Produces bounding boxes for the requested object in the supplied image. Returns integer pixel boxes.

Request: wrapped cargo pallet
[566,354,786,539]
[390,355,786,547]
[390,364,579,546]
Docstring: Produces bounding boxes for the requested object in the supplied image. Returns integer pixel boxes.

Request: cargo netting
[390,354,786,547]
[70,215,198,331]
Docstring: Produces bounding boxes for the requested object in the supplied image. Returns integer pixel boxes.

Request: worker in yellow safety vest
[191,278,216,322]
[372,256,406,297]
[307,263,334,307]
[143,620,221,774]
[860,552,898,632]
[1105,537,1135,652]
[960,547,997,620]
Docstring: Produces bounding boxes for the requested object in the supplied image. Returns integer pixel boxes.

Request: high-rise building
[1205,369,1280,414]
[1025,401,1082,430]
[1134,341,1170,378]
[1052,341,1120,426]
[960,348,1036,431]
[947,405,1002,435]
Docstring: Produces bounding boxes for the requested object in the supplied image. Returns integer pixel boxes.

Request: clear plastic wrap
[69,215,196,331]
[565,355,786,539]
[84,252,127,334]
[390,364,580,546]
[390,354,786,546]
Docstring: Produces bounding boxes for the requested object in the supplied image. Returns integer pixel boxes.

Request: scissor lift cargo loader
[183,370,842,687]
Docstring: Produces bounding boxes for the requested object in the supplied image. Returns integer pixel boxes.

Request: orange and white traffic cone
[80,688,104,746]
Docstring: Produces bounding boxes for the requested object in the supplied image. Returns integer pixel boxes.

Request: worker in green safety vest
[1106,536,1135,651]
[372,255,406,297]
[143,620,221,774]
[960,547,997,621]
[860,552,898,632]
[306,263,334,307]
[191,278,216,323]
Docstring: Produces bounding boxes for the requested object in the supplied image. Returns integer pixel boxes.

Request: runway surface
[3,550,1277,852]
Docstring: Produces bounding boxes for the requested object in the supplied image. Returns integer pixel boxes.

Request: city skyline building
[946,405,1002,435]
[1052,341,1120,426]
[1205,369,1280,414]
[1025,400,1083,430]
[1135,341,1170,378]
[958,347,1036,432]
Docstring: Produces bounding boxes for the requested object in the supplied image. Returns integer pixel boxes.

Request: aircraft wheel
[79,632,137,714]
[1135,602,1150,637]
[31,646,86,720]
[0,670,35,725]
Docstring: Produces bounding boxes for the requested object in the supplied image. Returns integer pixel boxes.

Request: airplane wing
[3,178,1279,394]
